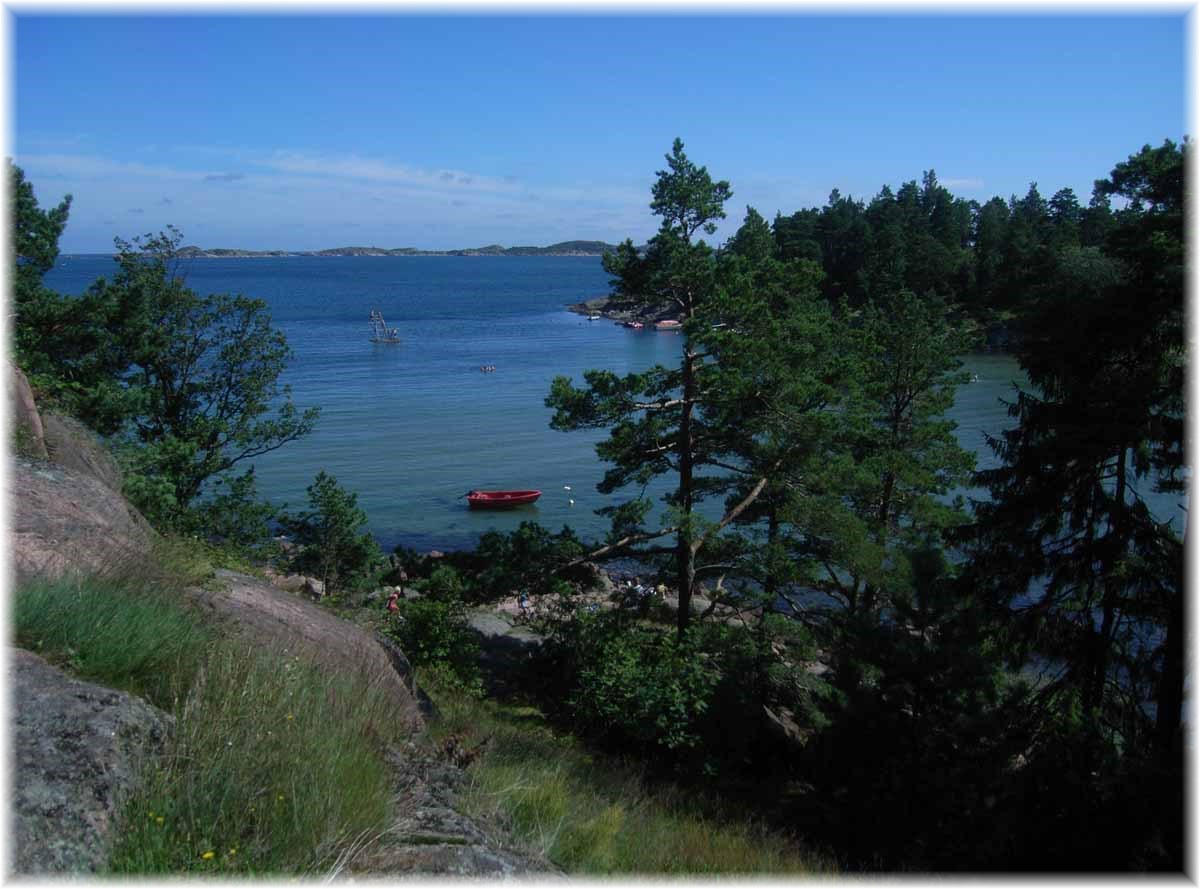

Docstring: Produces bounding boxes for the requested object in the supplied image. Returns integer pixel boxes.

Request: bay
[43,255,1183,553]
[48,255,682,550]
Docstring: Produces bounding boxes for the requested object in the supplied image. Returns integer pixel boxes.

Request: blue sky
[12,12,1188,252]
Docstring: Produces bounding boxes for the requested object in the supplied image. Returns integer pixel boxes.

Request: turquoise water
[44,255,1183,552]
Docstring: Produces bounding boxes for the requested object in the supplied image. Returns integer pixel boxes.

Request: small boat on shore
[587,314,602,321]
[655,319,682,331]
[466,489,542,509]
[623,320,644,329]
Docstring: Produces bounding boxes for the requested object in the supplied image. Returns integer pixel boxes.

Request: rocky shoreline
[569,296,1020,352]
[566,295,677,325]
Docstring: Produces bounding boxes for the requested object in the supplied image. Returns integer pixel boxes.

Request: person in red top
[386,591,400,613]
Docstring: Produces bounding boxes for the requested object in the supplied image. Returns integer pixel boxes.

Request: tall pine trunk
[676,343,697,639]
[1155,512,1185,765]
[1084,449,1127,719]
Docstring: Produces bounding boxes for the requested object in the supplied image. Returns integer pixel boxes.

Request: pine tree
[967,139,1185,763]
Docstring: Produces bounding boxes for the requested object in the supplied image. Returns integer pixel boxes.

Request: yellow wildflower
[201,851,215,860]
[228,848,238,856]
[156,816,165,826]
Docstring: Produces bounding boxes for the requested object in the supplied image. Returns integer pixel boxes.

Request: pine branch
[559,526,680,571]
[690,450,794,556]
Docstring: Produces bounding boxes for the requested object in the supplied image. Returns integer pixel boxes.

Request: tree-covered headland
[9,136,1186,872]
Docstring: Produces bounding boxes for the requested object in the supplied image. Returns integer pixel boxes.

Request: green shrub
[687,617,831,766]
[385,570,481,695]
[424,564,467,602]
[566,612,720,756]
[473,521,586,602]
[536,608,831,773]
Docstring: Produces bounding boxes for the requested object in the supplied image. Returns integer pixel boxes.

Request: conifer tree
[967,139,1186,752]
[281,471,382,597]
[547,141,849,637]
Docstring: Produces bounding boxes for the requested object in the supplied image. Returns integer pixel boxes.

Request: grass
[14,564,410,876]
[148,530,267,584]
[109,637,407,875]
[420,670,834,876]
[14,571,212,707]
[13,555,826,876]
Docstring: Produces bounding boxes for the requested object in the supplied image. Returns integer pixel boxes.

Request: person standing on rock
[385,590,400,613]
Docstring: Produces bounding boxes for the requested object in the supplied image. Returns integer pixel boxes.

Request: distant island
[175,240,624,258]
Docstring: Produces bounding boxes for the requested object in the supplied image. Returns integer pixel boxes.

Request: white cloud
[262,151,517,195]
[15,146,660,252]
[19,153,198,183]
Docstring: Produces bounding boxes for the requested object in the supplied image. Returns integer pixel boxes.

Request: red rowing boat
[466,489,542,509]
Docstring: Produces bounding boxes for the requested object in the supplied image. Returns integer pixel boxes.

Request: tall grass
[422,671,834,876]
[109,638,407,875]
[14,573,211,707]
[14,566,410,876]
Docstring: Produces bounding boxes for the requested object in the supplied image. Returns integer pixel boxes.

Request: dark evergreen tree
[1079,184,1116,248]
[772,207,822,264]
[963,139,1185,869]
[814,189,869,304]
[971,196,1010,309]
[1047,186,1083,250]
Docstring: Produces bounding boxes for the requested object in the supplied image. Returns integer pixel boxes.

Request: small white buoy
[563,485,572,491]
[568,499,575,506]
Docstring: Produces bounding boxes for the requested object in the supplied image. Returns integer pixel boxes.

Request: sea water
[43,255,1184,552]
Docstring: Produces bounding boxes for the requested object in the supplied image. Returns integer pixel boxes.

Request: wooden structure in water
[369,309,401,343]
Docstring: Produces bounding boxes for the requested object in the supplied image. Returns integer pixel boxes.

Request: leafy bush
[473,521,587,602]
[536,606,830,773]
[560,612,720,756]
[184,468,280,554]
[124,462,280,559]
[688,616,831,764]
[384,567,481,695]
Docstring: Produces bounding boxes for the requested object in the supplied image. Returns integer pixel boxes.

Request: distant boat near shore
[655,319,682,331]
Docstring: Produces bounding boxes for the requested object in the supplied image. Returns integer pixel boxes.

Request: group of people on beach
[620,577,665,611]
[479,364,497,373]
